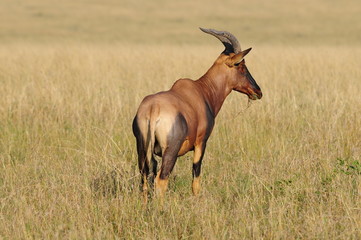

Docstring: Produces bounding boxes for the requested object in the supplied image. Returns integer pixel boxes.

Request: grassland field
[0,0,361,239]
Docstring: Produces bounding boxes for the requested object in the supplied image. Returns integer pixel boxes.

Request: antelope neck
[196,69,232,116]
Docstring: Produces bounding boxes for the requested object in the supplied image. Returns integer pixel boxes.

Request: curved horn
[200,27,241,54]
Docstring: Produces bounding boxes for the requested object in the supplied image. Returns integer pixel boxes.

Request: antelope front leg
[192,144,206,196]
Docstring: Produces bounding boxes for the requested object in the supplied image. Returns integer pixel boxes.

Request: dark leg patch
[159,113,188,179]
[192,161,202,178]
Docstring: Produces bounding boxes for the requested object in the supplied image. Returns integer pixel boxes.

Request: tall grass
[0,45,360,239]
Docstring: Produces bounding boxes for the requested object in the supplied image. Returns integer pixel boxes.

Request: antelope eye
[234,62,241,67]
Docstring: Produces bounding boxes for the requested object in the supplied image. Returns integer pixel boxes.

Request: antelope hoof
[192,177,201,196]
[155,175,168,199]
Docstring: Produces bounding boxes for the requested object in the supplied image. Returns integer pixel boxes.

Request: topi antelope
[132,28,262,202]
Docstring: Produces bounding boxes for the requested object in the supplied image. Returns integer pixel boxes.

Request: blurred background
[1,0,360,46]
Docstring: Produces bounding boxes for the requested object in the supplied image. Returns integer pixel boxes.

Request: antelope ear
[226,47,252,67]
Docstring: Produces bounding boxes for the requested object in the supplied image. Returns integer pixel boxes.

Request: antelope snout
[254,89,262,99]
[248,87,262,100]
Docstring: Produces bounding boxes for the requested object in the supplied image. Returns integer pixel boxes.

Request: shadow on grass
[90,169,138,198]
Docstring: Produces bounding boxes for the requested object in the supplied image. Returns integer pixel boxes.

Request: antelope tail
[145,106,159,169]
[146,117,156,165]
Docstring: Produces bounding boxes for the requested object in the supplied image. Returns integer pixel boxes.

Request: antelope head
[200,28,262,100]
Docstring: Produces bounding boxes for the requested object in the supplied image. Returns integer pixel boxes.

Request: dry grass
[1,0,361,239]
[0,45,360,239]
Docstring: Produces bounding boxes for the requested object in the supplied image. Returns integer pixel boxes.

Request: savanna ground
[0,0,361,239]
